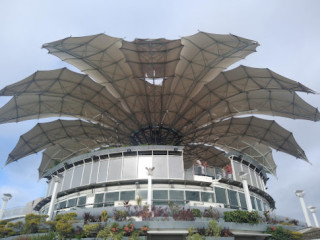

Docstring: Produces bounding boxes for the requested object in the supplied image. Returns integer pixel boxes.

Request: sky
[0,0,319,224]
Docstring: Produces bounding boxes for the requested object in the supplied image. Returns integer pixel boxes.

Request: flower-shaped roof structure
[1,32,319,178]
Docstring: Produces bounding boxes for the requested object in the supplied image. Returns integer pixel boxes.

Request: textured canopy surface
[1,32,319,178]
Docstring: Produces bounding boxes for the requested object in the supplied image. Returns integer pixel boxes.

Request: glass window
[106,192,119,202]
[153,200,168,206]
[256,198,263,211]
[153,156,168,179]
[185,191,200,202]
[120,191,135,201]
[71,165,83,188]
[77,196,87,208]
[264,202,269,211]
[233,162,242,181]
[62,169,73,190]
[94,193,104,208]
[243,165,252,185]
[201,192,214,203]
[215,187,227,205]
[228,190,239,208]
[81,163,91,186]
[122,157,138,179]
[136,190,147,200]
[59,201,67,209]
[153,187,168,205]
[239,192,247,210]
[67,198,77,208]
[168,156,184,179]
[169,190,184,200]
[90,161,99,184]
[97,160,108,182]
[153,190,168,200]
[250,196,257,210]
[108,158,122,181]
[249,169,258,188]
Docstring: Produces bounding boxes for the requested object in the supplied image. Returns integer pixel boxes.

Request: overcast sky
[0,0,319,224]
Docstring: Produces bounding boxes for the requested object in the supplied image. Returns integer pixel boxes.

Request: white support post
[229,156,236,181]
[295,190,312,227]
[239,172,252,211]
[0,194,12,220]
[47,175,62,221]
[146,167,155,210]
[308,206,319,227]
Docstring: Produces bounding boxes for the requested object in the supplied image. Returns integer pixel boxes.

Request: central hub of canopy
[130,126,182,145]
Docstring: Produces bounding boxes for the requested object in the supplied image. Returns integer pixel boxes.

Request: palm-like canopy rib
[1,32,318,178]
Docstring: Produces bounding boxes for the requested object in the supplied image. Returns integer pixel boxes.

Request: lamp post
[0,193,12,220]
[146,167,155,209]
[239,172,252,211]
[308,206,319,228]
[47,174,62,221]
[295,190,312,227]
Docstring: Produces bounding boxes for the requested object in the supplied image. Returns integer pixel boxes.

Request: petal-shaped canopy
[6,119,131,164]
[183,116,307,161]
[1,32,318,177]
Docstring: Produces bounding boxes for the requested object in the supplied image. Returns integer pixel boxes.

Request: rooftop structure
[0,32,319,239]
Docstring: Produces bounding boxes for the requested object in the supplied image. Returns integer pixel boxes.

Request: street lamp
[0,193,12,220]
[295,190,312,227]
[308,206,319,227]
[239,171,252,211]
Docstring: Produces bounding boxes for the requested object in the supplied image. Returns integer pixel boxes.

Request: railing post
[146,167,155,210]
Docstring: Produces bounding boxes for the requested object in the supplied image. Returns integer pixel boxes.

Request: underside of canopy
[1,32,319,178]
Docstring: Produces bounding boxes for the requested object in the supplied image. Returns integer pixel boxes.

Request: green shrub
[7,221,24,233]
[54,212,77,239]
[84,223,101,237]
[113,209,128,221]
[266,226,303,240]
[0,225,15,238]
[100,210,108,222]
[0,220,8,226]
[187,226,204,240]
[266,226,292,239]
[224,210,261,224]
[29,231,58,240]
[192,208,202,218]
[291,231,303,240]
[24,214,48,234]
[206,220,221,237]
[97,225,111,240]
[54,212,77,222]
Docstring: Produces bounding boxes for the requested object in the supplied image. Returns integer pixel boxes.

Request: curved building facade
[36,145,272,217]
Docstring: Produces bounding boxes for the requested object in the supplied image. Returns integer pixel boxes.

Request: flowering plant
[141,225,149,235]
[123,223,134,235]
[111,223,120,233]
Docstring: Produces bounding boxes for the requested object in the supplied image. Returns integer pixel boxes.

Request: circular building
[0,32,319,239]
